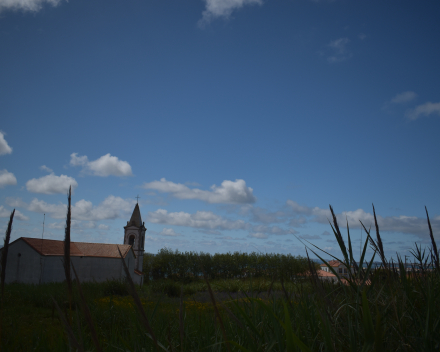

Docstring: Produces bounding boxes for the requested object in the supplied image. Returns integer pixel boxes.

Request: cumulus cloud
[240,205,285,223]
[159,228,181,236]
[98,224,110,230]
[144,178,256,204]
[15,195,135,221]
[40,165,53,173]
[5,197,27,208]
[0,169,17,188]
[390,91,417,104]
[0,131,12,155]
[251,224,297,236]
[299,234,321,240]
[70,153,133,177]
[0,206,29,221]
[327,38,351,63]
[48,220,96,230]
[405,102,440,121]
[199,0,262,26]
[26,173,78,194]
[248,232,268,239]
[286,200,440,240]
[147,209,248,230]
[0,0,62,12]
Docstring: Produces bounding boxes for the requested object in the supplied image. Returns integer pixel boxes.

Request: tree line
[142,248,310,282]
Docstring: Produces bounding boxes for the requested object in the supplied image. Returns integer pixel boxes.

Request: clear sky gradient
[1,0,439,261]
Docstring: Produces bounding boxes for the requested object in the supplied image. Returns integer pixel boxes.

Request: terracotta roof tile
[21,237,133,259]
[317,269,337,277]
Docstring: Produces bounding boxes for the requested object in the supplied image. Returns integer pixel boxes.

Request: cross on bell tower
[123,202,146,272]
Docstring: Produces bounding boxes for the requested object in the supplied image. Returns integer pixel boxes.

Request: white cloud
[240,205,285,223]
[159,228,181,236]
[5,197,27,208]
[48,220,96,230]
[70,153,133,177]
[0,0,62,13]
[251,224,297,236]
[0,131,12,155]
[405,102,440,121]
[26,173,78,194]
[143,178,256,204]
[0,206,29,221]
[248,232,268,239]
[0,169,17,188]
[40,165,53,173]
[390,91,417,104]
[358,33,367,40]
[98,224,110,230]
[286,200,440,240]
[299,234,321,240]
[199,0,262,26]
[327,38,351,63]
[147,209,248,230]
[19,195,136,221]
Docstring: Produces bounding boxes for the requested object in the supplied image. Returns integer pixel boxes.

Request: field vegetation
[1,200,439,351]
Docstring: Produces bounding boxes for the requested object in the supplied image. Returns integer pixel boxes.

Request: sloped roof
[126,203,144,228]
[20,238,134,259]
[326,260,343,267]
[317,269,337,277]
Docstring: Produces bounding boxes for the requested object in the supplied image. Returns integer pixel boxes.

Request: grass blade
[71,261,102,352]
[51,296,84,352]
[64,186,72,304]
[117,246,161,351]
[1,209,14,298]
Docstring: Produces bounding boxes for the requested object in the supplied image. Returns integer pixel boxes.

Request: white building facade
[1,204,146,285]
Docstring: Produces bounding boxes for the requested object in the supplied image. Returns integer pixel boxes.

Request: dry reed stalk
[64,186,72,300]
[117,247,160,351]
[167,321,175,352]
[179,286,184,352]
[1,209,14,298]
[280,275,294,311]
[202,268,232,352]
[71,261,102,352]
[425,206,439,271]
[51,296,84,352]
[267,276,275,298]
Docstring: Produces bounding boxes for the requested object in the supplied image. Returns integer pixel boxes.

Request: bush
[102,280,129,296]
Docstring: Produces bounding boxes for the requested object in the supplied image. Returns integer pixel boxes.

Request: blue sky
[1,0,439,261]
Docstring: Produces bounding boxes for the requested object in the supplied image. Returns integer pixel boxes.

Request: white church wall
[4,239,41,284]
[3,239,141,284]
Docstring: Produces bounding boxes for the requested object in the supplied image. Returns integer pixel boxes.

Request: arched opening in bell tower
[128,235,135,247]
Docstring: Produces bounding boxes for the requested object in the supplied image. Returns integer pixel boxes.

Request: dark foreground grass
[1,204,440,351]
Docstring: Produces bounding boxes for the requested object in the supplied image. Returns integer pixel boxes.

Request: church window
[129,235,135,247]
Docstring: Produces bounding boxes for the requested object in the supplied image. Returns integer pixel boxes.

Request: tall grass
[1,203,439,351]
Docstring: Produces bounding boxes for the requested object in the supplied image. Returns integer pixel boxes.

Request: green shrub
[102,280,129,296]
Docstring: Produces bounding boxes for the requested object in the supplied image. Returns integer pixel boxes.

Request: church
[2,204,146,285]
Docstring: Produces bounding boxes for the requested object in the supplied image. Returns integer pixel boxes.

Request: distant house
[316,269,338,283]
[320,260,350,279]
[1,204,146,285]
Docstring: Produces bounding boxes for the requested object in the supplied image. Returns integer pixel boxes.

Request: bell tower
[124,203,146,272]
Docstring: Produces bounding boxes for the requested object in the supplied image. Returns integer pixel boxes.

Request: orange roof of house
[317,269,337,277]
[18,237,134,259]
[320,260,345,267]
